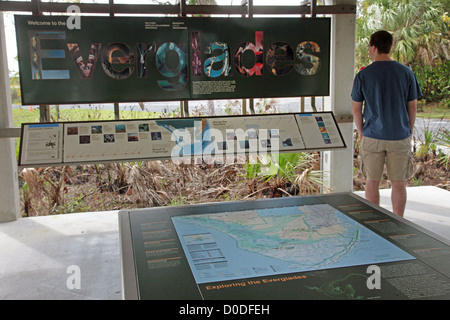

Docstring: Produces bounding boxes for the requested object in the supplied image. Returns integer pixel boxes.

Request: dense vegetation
[355,0,449,104]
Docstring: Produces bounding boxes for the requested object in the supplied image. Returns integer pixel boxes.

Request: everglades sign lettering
[15,15,330,105]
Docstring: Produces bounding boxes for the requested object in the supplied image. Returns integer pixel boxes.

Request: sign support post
[0,13,21,222]
[322,0,356,193]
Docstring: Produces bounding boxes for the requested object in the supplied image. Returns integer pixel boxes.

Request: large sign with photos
[15,15,330,105]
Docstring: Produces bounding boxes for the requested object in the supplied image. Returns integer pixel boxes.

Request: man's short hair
[369,30,393,54]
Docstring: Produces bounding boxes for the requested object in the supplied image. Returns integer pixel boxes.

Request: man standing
[351,30,422,217]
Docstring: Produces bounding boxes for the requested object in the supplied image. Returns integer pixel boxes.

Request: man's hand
[407,99,418,136]
[352,100,364,138]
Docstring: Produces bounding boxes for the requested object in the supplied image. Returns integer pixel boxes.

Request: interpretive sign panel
[15,15,330,105]
[18,111,345,167]
[19,123,63,166]
[119,193,450,300]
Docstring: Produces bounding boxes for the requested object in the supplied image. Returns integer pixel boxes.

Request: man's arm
[407,99,417,136]
[352,100,364,137]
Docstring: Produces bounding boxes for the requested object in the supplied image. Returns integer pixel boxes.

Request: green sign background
[15,15,330,105]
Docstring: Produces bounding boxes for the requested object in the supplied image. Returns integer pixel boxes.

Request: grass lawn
[12,106,162,127]
[12,99,449,127]
[417,100,449,119]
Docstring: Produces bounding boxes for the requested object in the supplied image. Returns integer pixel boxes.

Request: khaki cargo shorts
[360,136,414,181]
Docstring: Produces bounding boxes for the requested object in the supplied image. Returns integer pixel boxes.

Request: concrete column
[322,0,356,193]
[0,13,21,222]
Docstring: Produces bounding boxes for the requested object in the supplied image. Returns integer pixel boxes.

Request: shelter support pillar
[0,13,21,222]
[322,0,356,193]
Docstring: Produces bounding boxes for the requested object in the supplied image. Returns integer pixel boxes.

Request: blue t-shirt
[351,61,422,140]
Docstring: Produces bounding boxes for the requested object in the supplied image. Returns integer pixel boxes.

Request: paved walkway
[354,186,450,241]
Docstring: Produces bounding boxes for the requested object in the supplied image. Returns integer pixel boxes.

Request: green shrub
[413,61,450,102]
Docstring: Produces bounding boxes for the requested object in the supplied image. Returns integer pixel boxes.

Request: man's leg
[365,180,381,206]
[360,137,384,207]
[391,180,407,217]
[386,137,413,218]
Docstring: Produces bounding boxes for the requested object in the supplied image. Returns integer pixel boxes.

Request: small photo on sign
[104,134,115,143]
[67,127,78,135]
[151,132,162,140]
[139,123,149,132]
[115,124,126,133]
[79,135,91,144]
[128,133,139,142]
[91,126,103,134]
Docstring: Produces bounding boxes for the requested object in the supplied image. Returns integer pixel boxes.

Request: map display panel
[172,203,414,284]
[121,193,450,300]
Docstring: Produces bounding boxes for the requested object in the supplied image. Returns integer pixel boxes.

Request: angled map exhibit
[119,193,450,300]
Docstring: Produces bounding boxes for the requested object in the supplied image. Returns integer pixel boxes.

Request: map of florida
[172,203,414,284]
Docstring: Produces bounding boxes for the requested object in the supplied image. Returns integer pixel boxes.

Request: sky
[3,12,18,74]
[2,0,305,74]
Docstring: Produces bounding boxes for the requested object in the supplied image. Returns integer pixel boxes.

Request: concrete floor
[354,186,450,241]
[0,210,122,300]
[0,186,449,300]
